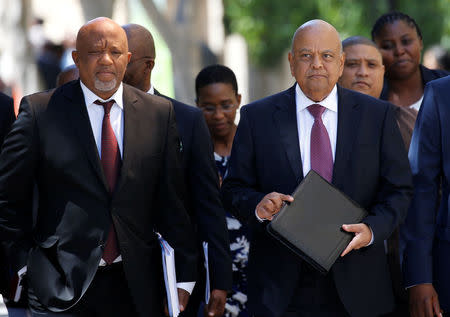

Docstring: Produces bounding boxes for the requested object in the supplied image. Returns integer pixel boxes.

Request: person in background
[423,45,450,72]
[55,64,79,87]
[122,24,232,317]
[0,93,29,317]
[338,36,384,99]
[403,75,450,317]
[371,11,449,148]
[195,64,249,317]
[36,41,64,90]
[338,35,409,317]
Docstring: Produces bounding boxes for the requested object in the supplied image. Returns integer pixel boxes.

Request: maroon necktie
[308,104,333,182]
[95,99,120,264]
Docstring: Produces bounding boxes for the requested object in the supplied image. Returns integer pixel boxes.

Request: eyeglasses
[200,104,237,114]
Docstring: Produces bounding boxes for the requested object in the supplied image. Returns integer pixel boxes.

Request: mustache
[307,72,327,77]
[96,67,115,73]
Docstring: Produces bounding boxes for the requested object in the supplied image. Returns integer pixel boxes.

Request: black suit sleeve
[187,111,232,290]
[154,103,197,283]
[0,97,37,272]
[0,93,16,146]
[221,107,265,225]
[364,105,413,244]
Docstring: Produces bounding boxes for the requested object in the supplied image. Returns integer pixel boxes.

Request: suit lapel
[64,81,109,192]
[273,85,303,181]
[115,85,139,193]
[332,86,361,186]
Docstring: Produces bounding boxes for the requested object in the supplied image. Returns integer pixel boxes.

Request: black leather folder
[267,170,368,274]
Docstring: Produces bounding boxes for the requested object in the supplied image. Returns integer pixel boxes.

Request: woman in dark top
[372,12,449,317]
[196,65,249,317]
[372,11,449,148]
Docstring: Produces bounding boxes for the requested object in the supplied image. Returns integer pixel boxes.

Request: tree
[224,0,448,68]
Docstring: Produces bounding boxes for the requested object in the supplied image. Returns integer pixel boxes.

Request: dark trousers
[30,263,138,317]
[282,265,349,317]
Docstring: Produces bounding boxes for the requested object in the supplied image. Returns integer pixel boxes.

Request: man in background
[338,36,384,98]
[338,35,409,317]
[403,75,450,317]
[55,64,79,87]
[122,23,232,317]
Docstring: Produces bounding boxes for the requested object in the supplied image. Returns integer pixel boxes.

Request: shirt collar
[80,80,124,110]
[295,83,338,113]
[147,84,154,95]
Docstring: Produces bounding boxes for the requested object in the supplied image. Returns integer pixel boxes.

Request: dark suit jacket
[0,92,15,147]
[154,90,232,292]
[380,64,448,306]
[403,75,450,311]
[0,92,15,295]
[0,81,197,316]
[222,84,413,317]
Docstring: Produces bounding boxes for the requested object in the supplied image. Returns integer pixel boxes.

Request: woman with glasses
[195,65,249,317]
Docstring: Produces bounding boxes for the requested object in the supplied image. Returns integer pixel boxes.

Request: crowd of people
[0,10,447,317]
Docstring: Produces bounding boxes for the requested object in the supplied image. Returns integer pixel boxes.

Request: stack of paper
[203,241,210,304]
[157,233,180,317]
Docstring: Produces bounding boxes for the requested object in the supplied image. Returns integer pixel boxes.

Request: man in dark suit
[221,20,413,317]
[0,17,196,316]
[122,23,232,317]
[0,92,15,146]
[0,92,30,317]
[403,76,450,316]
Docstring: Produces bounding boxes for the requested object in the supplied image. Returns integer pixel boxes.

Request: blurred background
[0,0,449,111]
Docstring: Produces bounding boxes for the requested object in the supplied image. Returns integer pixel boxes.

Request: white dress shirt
[80,81,124,266]
[80,81,124,158]
[296,84,338,177]
[296,83,373,245]
[147,84,154,95]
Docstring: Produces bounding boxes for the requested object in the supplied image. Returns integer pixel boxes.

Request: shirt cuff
[255,209,266,223]
[177,282,195,294]
[365,225,374,246]
[405,282,432,290]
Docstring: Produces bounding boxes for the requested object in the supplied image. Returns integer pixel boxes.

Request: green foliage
[223,0,449,67]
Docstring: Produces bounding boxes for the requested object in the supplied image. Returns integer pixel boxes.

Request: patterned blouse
[215,153,249,317]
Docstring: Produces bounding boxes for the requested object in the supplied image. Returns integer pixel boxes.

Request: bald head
[123,24,155,61]
[122,23,156,92]
[291,20,343,54]
[56,64,79,87]
[72,17,131,99]
[288,19,345,102]
[76,17,129,53]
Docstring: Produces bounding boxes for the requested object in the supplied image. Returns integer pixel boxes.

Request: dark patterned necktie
[95,99,120,264]
[308,104,333,182]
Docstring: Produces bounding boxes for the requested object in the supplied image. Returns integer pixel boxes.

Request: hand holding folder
[266,170,368,274]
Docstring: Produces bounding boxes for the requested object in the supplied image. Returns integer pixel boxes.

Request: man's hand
[178,288,190,312]
[340,223,372,257]
[204,289,227,317]
[409,284,442,317]
[256,192,294,221]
